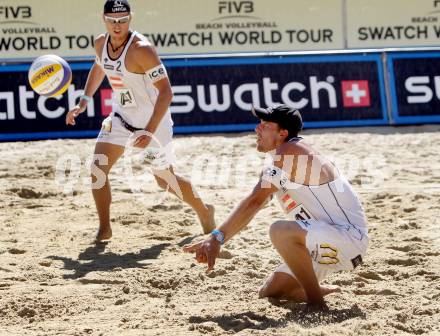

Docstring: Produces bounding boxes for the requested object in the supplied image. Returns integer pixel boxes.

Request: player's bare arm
[131,42,173,148]
[66,35,106,126]
[184,155,294,270]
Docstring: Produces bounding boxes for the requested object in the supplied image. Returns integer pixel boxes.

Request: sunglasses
[104,15,130,24]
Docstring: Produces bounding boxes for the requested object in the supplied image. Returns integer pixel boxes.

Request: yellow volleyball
[28,54,72,97]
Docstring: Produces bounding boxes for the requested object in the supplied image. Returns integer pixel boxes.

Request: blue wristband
[80,94,92,102]
[211,229,225,245]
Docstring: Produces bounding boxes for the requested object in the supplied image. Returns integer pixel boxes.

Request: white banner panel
[0,1,103,59]
[0,0,343,60]
[347,0,440,48]
[139,0,343,54]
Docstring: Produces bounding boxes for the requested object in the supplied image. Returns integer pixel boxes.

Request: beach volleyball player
[185,105,369,310]
[66,0,215,241]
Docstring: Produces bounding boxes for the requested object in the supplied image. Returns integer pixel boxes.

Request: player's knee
[269,220,305,244]
[269,220,288,241]
[90,165,109,183]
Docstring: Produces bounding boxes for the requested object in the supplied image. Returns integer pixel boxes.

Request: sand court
[0,125,439,335]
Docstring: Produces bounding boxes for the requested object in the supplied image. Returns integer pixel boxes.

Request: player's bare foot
[95,227,112,242]
[321,285,341,297]
[200,204,216,234]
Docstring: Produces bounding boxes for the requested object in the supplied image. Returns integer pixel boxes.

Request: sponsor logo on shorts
[318,243,340,265]
[351,254,363,268]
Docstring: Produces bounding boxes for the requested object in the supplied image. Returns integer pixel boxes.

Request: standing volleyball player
[66,0,215,241]
[185,105,369,310]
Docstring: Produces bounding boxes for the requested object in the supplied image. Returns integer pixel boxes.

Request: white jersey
[97,31,173,130]
[262,141,368,240]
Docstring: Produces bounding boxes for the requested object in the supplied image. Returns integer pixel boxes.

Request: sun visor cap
[251,105,303,134]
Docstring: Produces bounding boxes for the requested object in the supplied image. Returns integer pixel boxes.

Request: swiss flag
[341,80,371,107]
[100,89,113,116]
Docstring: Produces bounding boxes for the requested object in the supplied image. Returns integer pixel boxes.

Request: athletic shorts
[275,220,368,282]
[96,114,174,169]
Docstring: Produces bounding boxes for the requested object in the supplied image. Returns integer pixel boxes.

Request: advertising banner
[388,52,440,124]
[0,0,343,60]
[167,55,388,133]
[0,54,388,141]
[347,0,440,48]
[140,0,343,54]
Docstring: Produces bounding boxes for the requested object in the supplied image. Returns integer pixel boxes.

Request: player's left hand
[133,134,152,148]
[183,236,221,271]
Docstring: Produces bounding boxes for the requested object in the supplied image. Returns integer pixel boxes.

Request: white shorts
[97,114,175,169]
[275,220,368,282]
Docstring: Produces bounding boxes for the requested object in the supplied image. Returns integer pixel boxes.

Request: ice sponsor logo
[147,65,167,83]
[405,75,440,104]
[148,67,164,80]
[171,76,372,113]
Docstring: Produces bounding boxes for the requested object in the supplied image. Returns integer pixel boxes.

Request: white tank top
[98,31,173,129]
[275,176,367,236]
[265,139,368,239]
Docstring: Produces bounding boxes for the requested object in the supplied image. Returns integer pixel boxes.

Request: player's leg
[153,166,215,234]
[146,126,215,234]
[91,141,125,241]
[269,220,327,308]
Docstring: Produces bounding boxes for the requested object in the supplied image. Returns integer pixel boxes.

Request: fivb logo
[0,6,32,21]
[218,1,254,14]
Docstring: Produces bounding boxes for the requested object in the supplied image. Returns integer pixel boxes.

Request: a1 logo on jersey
[114,88,138,108]
[341,80,371,107]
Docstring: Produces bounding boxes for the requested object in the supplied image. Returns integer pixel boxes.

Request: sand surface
[0,125,439,335]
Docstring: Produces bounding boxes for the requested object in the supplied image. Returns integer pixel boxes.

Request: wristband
[80,94,92,102]
[211,229,225,245]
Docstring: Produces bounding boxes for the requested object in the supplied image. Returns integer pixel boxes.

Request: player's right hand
[183,236,221,272]
[66,105,86,126]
